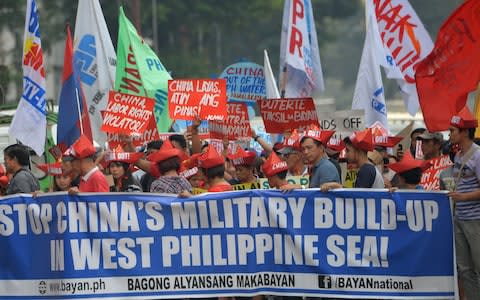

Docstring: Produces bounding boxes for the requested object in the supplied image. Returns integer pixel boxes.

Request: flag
[74,0,116,146]
[264,49,280,99]
[474,84,480,138]
[279,0,324,98]
[9,0,47,155]
[372,0,433,116]
[57,25,92,149]
[416,0,480,131]
[116,7,172,134]
[352,13,389,129]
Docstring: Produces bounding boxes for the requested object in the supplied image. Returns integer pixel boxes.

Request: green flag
[115,7,172,133]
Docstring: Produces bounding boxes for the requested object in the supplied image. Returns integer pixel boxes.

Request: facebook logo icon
[318,275,332,288]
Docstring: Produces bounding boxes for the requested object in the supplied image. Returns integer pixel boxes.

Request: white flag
[74,0,116,146]
[264,50,280,99]
[9,0,47,155]
[279,0,324,98]
[352,13,389,130]
[371,0,433,115]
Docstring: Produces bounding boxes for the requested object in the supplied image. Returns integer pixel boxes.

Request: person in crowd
[399,127,426,159]
[278,130,309,177]
[35,162,72,192]
[180,153,205,189]
[281,127,340,190]
[60,153,81,187]
[228,146,258,185]
[135,140,163,191]
[446,107,480,299]
[68,135,109,193]
[105,150,143,192]
[326,137,345,180]
[169,134,189,155]
[321,128,384,191]
[3,143,40,195]
[148,139,192,194]
[199,145,233,192]
[262,152,289,189]
[417,131,444,160]
[387,151,430,190]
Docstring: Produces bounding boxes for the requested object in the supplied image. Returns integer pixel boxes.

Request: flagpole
[280,65,287,98]
[75,87,84,135]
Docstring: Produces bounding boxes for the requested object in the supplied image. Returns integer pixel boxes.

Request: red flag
[415,0,480,131]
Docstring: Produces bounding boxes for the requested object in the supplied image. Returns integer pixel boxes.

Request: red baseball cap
[450,106,478,129]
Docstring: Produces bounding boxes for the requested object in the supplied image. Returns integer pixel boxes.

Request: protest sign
[0,190,454,299]
[232,182,261,191]
[421,155,453,191]
[168,79,227,121]
[259,176,309,189]
[258,98,319,133]
[219,61,266,103]
[317,110,364,140]
[101,91,155,135]
[209,103,252,140]
[107,117,160,149]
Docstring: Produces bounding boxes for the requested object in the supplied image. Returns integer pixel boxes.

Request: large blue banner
[0,189,455,299]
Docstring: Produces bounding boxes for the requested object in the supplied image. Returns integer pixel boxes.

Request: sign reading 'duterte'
[258,98,319,133]
[168,79,227,121]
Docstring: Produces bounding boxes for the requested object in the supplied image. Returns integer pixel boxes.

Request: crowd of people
[2,107,480,299]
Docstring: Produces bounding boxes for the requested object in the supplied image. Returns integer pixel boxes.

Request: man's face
[282,151,301,170]
[301,138,323,164]
[235,165,253,182]
[420,139,438,158]
[267,175,280,189]
[3,154,15,174]
[345,144,357,164]
[449,126,462,144]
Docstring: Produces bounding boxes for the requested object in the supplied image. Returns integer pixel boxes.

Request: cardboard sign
[168,79,227,121]
[219,61,265,103]
[101,91,155,135]
[258,98,319,133]
[232,182,261,191]
[421,155,453,191]
[209,103,252,140]
[107,117,160,149]
[317,110,364,140]
[258,176,309,189]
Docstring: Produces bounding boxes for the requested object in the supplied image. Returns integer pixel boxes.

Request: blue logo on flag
[371,87,386,115]
[74,34,97,86]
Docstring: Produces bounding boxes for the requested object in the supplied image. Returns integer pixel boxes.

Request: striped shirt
[453,143,480,220]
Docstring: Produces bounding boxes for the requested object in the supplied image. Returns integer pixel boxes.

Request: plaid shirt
[150,176,192,194]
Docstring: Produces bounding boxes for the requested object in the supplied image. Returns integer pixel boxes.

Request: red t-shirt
[208,182,233,192]
[79,169,109,192]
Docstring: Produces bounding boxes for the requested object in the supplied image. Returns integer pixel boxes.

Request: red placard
[107,117,160,149]
[209,103,251,140]
[101,91,155,135]
[258,98,320,133]
[168,79,227,121]
[420,155,453,191]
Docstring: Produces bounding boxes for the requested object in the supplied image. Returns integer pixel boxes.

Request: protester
[281,127,339,191]
[137,140,163,192]
[105,150,143,192]
[321,128,384,191]
[262,152,289,188]
[180,153,205,189]
[417,131,444,160]
[403,127,426,159]
[228,146,258,184]
[278,130,308,176]
[198,144,232,192]
[61,151,81,187]
[388,151,430,189]
[3,144,40,195]
[446,107,480,300]
[148,139,192,194]
[68,135,109,193]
